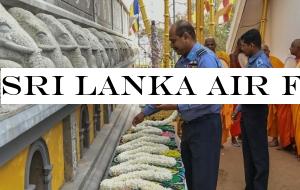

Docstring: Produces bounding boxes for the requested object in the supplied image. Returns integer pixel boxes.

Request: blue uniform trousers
[241,105,269,190]
[180,114,222,190]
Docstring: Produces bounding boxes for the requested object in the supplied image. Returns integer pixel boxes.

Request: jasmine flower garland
[109,164,172,176]
[100,178,171,190]
[116,141,169,153]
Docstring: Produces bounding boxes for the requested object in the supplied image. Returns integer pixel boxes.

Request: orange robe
[217,51,230,68]
[269,55,284,68]
[230,105,241,137]
[221,104,233,144]
[267,56,283,138]
[294,62,300,155]
[277,104,294,148]
[217,52,233,144]
[267,105,278,138]
[291,104,300,156]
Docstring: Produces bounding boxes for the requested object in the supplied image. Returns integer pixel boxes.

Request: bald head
[262,44,270,57]
[169,20,196,56]
[170,20,196,41]
[290,39,300,58]
[204,37,217,52]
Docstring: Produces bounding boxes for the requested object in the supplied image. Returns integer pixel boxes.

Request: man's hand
[155,104,177,110]
[132,112,145,126]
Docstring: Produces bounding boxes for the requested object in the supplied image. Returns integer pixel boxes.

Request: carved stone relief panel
[59,19,97,68]
[0,3,55,68]
[37,13,88,68]
[112,0,122,33]
[94,0,112,29]
[8,7,72,68]
[122,8,128,36]
[61,0,94,15]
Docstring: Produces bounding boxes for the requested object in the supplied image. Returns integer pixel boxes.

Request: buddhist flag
[223,0,230,22]
[130,0,139,32]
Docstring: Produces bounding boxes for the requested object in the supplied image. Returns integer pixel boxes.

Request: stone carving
[94,0,112,27]
[88,28,113,67]
[0,3,55,68]
[126,40,135,61]
[62,0,93,14]
[0,59,22,68]
[112,36,126,64]
[0,59,23,116]
[124,40,132,61]
[112,0,122,32]
[58,19,98,68]
[81,28,107,68]
[8,7,73,68]
[121,39,130,62]
[101,31,120,67]
[36,13,88,68]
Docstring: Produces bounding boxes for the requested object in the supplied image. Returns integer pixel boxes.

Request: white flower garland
[108,170,172,182]
[100,178,170,190]
[116,141,169,154]
[128,135,170,144]
[137,111,178,127]
[116,154,176,168]
[109,164,171,176]
[116,147,169,163]
[118,145,169,157]
[122,128,163,142]
[101,111,180,190]
[130,125,161,132]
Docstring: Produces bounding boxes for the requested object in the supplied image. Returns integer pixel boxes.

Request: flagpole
[209,0,215,37]
[196,0,204,43]
[138,0,151,38]
[187,0,192,23]
[163,0,170,68]
[138,9,141,67]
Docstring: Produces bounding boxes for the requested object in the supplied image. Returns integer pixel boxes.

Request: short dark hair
[240,29,262,48]
[174,20,196,41]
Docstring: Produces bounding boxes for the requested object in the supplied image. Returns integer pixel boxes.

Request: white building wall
[265,0,300,62]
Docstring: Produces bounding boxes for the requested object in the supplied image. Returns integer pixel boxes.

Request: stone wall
[42,0,129,34]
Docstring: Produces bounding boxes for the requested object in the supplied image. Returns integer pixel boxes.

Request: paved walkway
[217,142,300,190]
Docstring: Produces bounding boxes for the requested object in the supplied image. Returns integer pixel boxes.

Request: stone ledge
[61,104,139,190]
[0,104,66,148]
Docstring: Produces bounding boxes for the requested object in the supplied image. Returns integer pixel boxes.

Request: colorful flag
[129,0,139,32]
[223,0,230,22]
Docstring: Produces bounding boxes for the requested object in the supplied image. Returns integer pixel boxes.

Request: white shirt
[238,53,248,68]
[284,55,297,68]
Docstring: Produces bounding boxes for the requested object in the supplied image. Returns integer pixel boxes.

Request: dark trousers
[241,105,269,190]
[180,114,222,190]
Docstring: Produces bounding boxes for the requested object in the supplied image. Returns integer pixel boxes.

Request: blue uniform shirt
[235,50,272,112]
[247,50,272,68]
[143,43,222,121]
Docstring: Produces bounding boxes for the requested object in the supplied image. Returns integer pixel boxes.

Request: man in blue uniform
[132,20,223,190]
[233,29,271,190]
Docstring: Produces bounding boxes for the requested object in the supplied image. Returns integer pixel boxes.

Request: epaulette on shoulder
[196,48,207,57]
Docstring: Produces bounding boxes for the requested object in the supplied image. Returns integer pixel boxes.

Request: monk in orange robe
[274,40,300,150]
[291,104,300,160]
[204,37,232,146]
[230,105,241,146]
[262,44,284,147]
[228,42,243,146]
[276,105,294,148]
[289,39,300,159]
